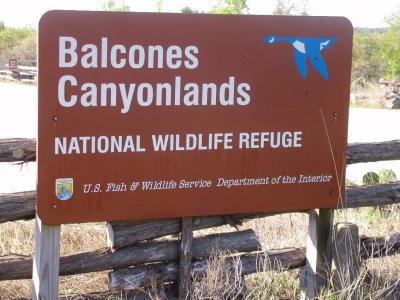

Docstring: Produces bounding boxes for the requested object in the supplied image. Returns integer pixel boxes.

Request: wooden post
[316,209,334,289]
[303,209,334,299]
[178,217,193,299]
[304,210,318,299]
[32,215,61,300]
[333,222,361,299]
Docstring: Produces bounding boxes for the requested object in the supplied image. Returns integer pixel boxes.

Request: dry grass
[0,206,399,299]
[316,254,400,300]
[189,251,246,299]
[246,213,308,250]
[0,221,107,299]
[244,267,300,299]
[363,256,400,299]
[187,209,399,299]
[350,82,389,109]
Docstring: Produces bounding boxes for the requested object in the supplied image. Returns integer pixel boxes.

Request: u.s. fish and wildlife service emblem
[55,178,73,201]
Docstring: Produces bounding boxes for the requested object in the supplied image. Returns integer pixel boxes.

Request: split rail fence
[0,138,400,299]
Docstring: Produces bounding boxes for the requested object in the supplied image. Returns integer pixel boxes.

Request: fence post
[304,209,334,299]
[333,222,361,299]
[32,215,61,300]
[316,209,334,288]
[178,217,193,299]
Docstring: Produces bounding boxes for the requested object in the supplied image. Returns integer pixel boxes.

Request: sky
[0,0,399,28]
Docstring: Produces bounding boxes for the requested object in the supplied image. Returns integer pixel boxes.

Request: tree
[1,33,36,61]
[273,0,308,16]
[0,26,36,61]
[100,0,129,12]
[385,7,400,29]
[380,28,400,79]
[209,0,248,14]
[181,6,200,14]
[0,21,5,31]
[0,27,35,52]
[351,29,385,83]
[156,0,163,12]
[379,7,400,79]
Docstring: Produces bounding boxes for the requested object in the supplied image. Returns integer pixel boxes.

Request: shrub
[378,169,397,183]
[362,172,380,185]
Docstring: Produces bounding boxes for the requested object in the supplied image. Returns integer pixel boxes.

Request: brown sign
[8,58,17,70]
[38,10,353,224]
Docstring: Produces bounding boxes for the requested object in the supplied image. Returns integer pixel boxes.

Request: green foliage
[245,270,300,299]
[4,35,36,61]
[100,0,129,12]
[380,28,400,79]
[209,0,248,14]
[377,6,400,79]
[362,172,380,185]
[352,30,386,83]
[0,27,34,52]
[156,0,163,12]
[273,0,308,16]
[0,26,36,60]
[351,5,400,82]
[0,21,5,31]
[360,169,397,186]
[181,6,200,14]
[318,288,339,300]
[385,6,400,29]
[378,169,397,183]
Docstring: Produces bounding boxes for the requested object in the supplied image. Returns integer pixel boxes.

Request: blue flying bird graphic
[263,35,337,80]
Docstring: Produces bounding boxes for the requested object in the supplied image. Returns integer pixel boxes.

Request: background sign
[38,11,353,224]
[8,58,17,70]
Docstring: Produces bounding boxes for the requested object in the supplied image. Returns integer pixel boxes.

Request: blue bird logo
[263,35,337,80]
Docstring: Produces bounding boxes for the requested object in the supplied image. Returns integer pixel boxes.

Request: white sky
[0,0,399,28]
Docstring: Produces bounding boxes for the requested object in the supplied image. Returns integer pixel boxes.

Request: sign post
[32,216,60,300]
[37,11,352,296]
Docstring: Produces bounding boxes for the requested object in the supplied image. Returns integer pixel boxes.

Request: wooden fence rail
[108,231,400,291]
[0,230,398,283]
[346,139,400,164]
[0,138,35,162]
[0,190,35,223]
[1,138,400,297]
[1,182,399,225]
[1,138,400,164]
[0,229,260,281]
[108,248,307,291]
